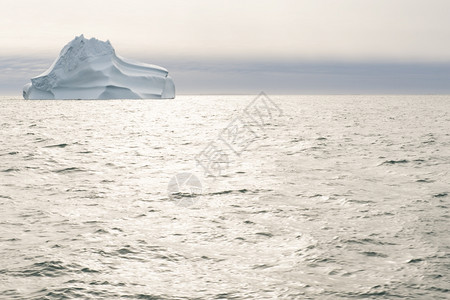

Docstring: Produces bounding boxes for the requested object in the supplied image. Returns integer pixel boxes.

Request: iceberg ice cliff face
[23,35,175,99]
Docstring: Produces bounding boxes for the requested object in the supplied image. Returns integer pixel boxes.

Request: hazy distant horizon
[3,56,450,96]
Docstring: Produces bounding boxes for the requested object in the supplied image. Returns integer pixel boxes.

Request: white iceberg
[23,35,175,99]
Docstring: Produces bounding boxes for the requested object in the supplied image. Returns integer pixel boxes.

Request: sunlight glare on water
[0,95,449,299]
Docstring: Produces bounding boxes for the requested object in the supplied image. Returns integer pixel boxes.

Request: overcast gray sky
[1,0,450,95]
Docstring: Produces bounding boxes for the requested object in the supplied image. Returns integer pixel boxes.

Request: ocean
[0,95,449,299]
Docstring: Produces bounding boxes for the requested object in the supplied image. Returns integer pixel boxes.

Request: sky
[1,0,450,95]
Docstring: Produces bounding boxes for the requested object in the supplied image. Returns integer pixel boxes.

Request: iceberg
[23,35,175,99]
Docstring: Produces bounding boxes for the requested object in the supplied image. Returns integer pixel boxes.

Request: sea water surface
[0,95,449,299]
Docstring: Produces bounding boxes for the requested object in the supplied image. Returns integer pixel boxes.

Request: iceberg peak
[23,35,175,99]
[62,34,115,59]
